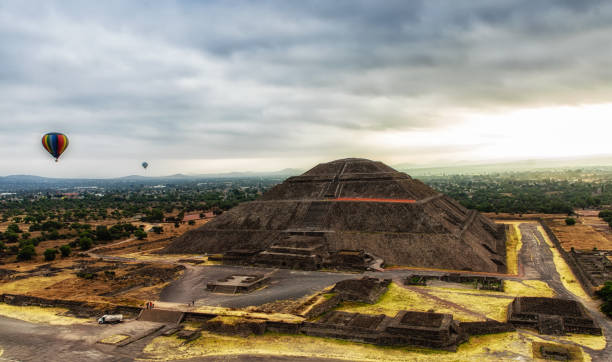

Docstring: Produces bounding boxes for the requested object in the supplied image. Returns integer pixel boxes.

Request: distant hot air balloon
[142,162,149,170]
[42,132,69,162]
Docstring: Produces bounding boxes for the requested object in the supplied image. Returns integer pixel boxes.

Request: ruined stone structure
[507,297,602,335]
[569,249,612,288]
[405,273,504,292]
[206,274,270,294]
[332,277,391,303]
[301,310,467,350]
[165,158,506,273]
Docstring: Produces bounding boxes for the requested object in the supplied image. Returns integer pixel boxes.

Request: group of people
[145,301,155,310]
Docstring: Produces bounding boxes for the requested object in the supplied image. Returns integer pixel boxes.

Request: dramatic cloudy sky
[2,0,612,177]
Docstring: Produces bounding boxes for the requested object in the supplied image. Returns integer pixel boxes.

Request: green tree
[152,226,164,234]
[78,237,93,250]
[7,223,21,233]
[134,229,147,240]
[44,248,58,261]
[95,225,112,241]
[565,217,576,226]
[17,245,36,261]
[59,244,71,257]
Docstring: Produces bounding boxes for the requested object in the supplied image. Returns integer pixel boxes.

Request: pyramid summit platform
[164,158,507,273]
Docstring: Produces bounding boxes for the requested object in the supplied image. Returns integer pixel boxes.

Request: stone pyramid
[164,158,506,273]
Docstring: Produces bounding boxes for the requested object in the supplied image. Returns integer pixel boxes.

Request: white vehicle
[98,314,123,324]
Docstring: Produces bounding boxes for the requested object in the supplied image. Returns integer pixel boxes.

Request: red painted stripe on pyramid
[333,197,416,203]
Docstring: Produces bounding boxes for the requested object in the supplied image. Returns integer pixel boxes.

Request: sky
[2,0,612,177]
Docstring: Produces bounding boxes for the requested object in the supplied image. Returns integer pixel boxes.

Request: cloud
[1,1,612,176]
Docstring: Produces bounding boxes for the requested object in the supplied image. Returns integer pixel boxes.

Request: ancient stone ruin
[404,273,504,292]
[301,310,467,350]
[165,158,507,272]
[206,274,270,294]
[332,276,391,303]
[507,297,602,336]
[569,249,612,288]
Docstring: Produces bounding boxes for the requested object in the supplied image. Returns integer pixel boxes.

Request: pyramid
[164,158,507,273]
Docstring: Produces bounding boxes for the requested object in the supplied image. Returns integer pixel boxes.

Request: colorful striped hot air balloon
[42,132,69,162]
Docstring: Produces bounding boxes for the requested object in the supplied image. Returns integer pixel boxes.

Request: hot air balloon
[142,162,149,170]
[42,132,69,162]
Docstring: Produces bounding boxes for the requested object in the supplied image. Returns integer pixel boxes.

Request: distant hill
[396,155,612,176]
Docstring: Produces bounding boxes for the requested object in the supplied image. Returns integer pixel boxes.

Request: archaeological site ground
[0,159,611,361]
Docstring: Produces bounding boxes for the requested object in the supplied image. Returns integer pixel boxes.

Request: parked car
[98,314,123,324]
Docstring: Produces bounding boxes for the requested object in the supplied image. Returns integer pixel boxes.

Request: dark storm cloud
[1,0,612,175]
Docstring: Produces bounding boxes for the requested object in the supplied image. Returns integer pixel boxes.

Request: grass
[503,223,522,275]
[335,283,502,322]
[192,305,303,323]
[503,280,556,298]
[99,334,130,344]
[426,289,511,322]
[0,272,73,294]
[0,303,89,325]
[142,329,599,361]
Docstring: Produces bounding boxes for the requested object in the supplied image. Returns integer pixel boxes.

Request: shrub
[565,217,576,226]
[7,223,21,233]
[17,245,36,261]
[188,220,196,225]
[152,226,164,234]
[4,231,19,243]
[134,229,147,240]
[596,281,612,317]
[78,237,93,250]
[59,244,71,257]
[44,248,58,261]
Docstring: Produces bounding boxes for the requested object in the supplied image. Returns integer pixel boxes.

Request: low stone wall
[303,294,341,319]
[203,317,267,337]
[459,321,516,336]
[0,293,142,317]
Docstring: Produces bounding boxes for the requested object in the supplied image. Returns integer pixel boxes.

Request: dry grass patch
[502,222,522,275]
[99,334,130,344]
[503,280,556,298]
[0,303,89,325]
[0,273,73,294]
[335,283,482,322]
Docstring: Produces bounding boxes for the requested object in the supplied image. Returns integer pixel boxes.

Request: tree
[95,225,112,241]
[134,229,147,240]
[565,217,576,226]
[44,248,58,261]
[4,231,19,243]
[152,226,164,234]
[596,281,612,317]
[188,220,196,225]
[59,244,71,257]
[78,237,93,250]
[17,245,36,261]
[7,223,21,233]
[0,241,5,253]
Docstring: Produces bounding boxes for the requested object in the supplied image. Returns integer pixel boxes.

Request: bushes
[44,248,58,261]
[134,229,147,240]
[17,244,36,261]
[565,217,576,226]
[78,237,93,250]
[152,226,164,234]
[59,244,71,257]
[596,281,612,317]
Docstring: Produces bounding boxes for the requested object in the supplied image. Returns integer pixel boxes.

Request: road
[516,223,612,361]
